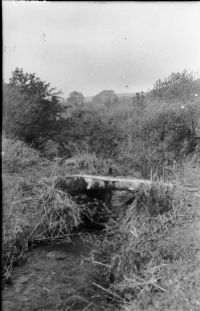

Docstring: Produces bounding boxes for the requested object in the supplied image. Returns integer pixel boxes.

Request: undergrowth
[53,149,122,177]
[2,138,83,285]
[2,137,114,286]
[2,136,200,311]
[2,175,81,285]
[86,165,200,311]
[2,138,40,172]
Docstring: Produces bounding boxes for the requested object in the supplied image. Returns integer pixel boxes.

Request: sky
[3,1,200,98]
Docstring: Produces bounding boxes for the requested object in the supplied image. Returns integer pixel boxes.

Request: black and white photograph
[2,1,200,310]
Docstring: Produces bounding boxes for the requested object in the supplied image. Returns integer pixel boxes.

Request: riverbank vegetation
[2,68,200,309]
[90,156,200,310]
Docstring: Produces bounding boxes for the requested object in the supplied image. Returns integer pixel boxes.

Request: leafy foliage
[151,70,200,103]
[67,91,85,108]
[143,100,200,156]
[3,68,200,177]
[92,90,118,110]
[57,107,124,158]
[2,67,200,310]
[3,68,64,145]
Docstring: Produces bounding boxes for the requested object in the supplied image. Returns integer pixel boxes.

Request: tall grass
[52,146,122,177]
[2,137,40,172]
[2,138,83,285]
[88,162,200,310]
[2,135,200,310]
[2,174,82,284]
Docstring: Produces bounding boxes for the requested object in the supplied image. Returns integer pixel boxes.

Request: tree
[151,70,199,103]
[3,83,26,138]
[67,91,85,108]
[92,90,118,110]
[134,91,145,108]
[3,68,64,145]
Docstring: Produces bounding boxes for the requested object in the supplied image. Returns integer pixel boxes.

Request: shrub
[117,100,200,178]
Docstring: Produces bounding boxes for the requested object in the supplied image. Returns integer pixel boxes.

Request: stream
[2,234,112,311]
[2,189,127,311]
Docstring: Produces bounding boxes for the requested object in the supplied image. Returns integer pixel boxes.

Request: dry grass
[2,137,116,286]
[2,136,200,310]
[58,151,121,176]
[2,138,83,285]
[2,174,82,284]
[2,137,53,180]
[2,137,40,172]
[89,159,200,310]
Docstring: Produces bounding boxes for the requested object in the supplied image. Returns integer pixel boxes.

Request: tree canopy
[92,90,118,110]
[3,68,64,145]
[67,91,85,108]
[151,70,200,103]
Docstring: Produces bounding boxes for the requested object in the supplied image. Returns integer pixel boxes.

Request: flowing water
[2,234,111,311]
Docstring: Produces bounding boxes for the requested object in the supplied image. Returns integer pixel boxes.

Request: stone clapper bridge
[63,174,174,192]
[60,174,175,213]
[57,174,199,225]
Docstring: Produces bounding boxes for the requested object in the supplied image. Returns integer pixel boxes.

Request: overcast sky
[3,1,200,98]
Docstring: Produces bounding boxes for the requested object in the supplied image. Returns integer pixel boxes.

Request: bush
[116,99,200,178]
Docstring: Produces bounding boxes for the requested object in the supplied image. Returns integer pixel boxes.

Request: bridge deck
[64,174,174,191]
